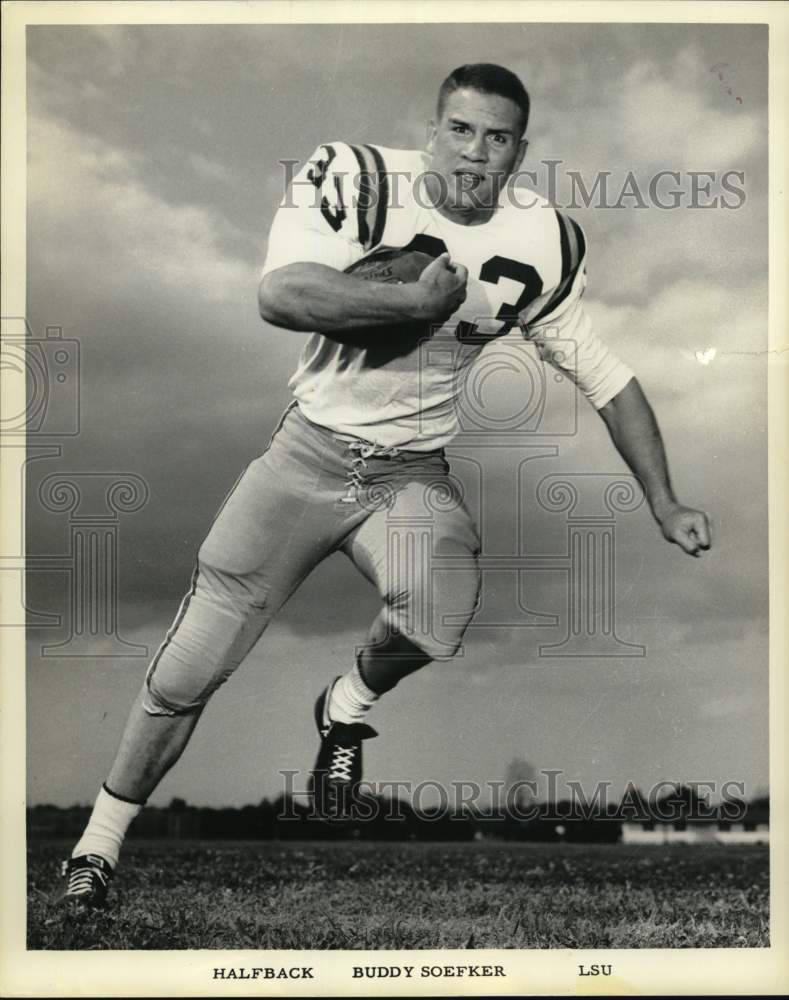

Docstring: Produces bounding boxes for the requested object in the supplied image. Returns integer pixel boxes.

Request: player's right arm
[257,142,465,333]
[259,256,465,332]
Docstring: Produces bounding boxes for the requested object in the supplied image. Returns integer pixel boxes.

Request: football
[337,248,436,354]
[345,248,435,284]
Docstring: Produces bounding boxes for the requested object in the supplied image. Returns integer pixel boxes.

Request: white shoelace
[329,745,357,782]
[64,862,108,896]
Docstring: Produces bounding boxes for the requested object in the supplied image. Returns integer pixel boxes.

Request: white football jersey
[261,142,634,450]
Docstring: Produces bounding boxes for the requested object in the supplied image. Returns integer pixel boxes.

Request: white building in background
[621,823,769,845]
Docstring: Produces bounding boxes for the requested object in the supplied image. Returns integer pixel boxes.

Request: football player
[59,63,711,908]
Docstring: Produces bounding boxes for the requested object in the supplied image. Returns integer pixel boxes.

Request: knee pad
[384,545,481,662]
[142,567,270,716]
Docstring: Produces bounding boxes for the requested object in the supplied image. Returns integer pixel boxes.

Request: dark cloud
[24,23,769,805]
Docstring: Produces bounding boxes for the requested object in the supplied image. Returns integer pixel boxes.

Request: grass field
[28,839,769,950]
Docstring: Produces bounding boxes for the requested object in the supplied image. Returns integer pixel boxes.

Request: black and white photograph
[1,1,787,996]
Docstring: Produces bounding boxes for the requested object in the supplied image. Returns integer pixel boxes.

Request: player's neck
[421,173,498,227]
[435,204,496,226]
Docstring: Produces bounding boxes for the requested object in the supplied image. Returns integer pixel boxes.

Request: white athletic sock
[72,785,143,869]
[328,662,379,724]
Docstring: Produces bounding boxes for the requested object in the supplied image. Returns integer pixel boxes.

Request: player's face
[425,87,527,223]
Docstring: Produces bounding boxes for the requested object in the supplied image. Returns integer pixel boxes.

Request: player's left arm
[598,378,712,557]
[520,212,711,557]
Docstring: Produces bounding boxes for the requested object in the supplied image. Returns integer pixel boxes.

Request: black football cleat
[310,677,377,819]
[56,853,114,911]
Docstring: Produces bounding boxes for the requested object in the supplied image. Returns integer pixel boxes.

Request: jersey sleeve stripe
[529,212,586,324]
[348,144,372,247]
[529,266,581,324]
[363,144,389,249]
[556,209,585,278]
[557,208,572,282]
[568,216,585,271]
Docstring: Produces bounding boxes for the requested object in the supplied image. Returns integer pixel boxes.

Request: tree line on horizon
[27,786,770,843]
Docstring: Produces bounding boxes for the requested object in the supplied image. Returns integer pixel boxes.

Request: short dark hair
[437,63,530,136]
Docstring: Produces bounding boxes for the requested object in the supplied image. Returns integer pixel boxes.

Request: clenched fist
[658,504,712,557]
[415,253,468,322]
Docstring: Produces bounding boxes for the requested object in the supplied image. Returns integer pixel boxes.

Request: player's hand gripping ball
[345,248,436,284]
[338,248,439,351]
[341,249,468,353]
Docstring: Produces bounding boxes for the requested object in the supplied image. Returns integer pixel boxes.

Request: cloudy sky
[23,21,768,808]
